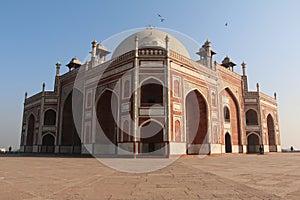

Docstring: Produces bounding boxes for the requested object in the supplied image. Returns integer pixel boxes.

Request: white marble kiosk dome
[111,28,191,59]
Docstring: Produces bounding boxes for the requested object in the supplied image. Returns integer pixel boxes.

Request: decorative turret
[91,40,97,58]
[90,40,110,66]
[241,61,249,92]
[96,43,110,63]
[56,61,61,76]
[241,61,246,76]
[42,83,45,93]
[197,40,216,69]
[66,57,82,71]
[221,56,236,71]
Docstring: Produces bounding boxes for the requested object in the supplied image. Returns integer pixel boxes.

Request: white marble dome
[111,28,190,59]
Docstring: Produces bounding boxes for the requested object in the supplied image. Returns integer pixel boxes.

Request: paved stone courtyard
[0,153,299,199]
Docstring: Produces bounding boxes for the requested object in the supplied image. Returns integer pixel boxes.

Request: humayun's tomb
[20,28,281,156]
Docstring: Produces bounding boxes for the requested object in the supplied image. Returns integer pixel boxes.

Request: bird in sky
[158,14,165,22]
[225,22,228,26]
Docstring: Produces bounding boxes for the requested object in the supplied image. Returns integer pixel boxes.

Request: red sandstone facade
[20,29,281,155]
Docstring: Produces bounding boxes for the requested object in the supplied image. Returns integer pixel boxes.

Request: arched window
[44,109,56,125]
[224,106,230,122]
[246,109,258,125]
[141,78,163,106]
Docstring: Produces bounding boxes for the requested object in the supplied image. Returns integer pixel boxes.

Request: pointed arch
[41,133,55,153]
[139,119,164,154]
[267,114,277,152]
[26,114,35,147]
[140,77,164,106]
[246,109,258,125]
[222,87,242,149]
[185,89,208,154]
[247,133,260,153]
[224,106,230,121]
[61,91,82,153]
[44,109,56,125]
[225,132,232,153]
[96,89,119,150]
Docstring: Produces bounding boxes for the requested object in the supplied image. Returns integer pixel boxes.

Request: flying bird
[157,14,165,22]
[225,22,228,26]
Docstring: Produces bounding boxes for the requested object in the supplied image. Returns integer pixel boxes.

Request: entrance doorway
[247,133,260,153]
[185,90,208,154]
[225,133,232,153]
[140,120,164,155]
[41,134,55,153]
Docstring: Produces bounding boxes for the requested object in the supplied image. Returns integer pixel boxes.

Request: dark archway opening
[41,134,55,153]
[247,134,260,153]
[25,114,35,152]
[44,109,56,125]
[267,114,277,152]
[141,78,163,106]
[225,133,232,153]
[224,106,230,122]
[246,109,258,125]
[96,90,118,154]
[61,91,82,153]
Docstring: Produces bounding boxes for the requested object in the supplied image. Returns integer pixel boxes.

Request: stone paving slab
[0,153,299,199]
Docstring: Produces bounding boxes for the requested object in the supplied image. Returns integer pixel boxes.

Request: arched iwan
[185,89,209,155]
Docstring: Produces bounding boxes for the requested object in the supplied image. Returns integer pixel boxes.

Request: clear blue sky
[0,0,299,150]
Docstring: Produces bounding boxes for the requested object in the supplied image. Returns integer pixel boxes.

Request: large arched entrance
[185,90,208,154]
[225,133,232,153]
[25,114,35,152]
[247,133,260,153]
[61,91,82,153]
[267,114,277,152]
[140,120,164,155]
[223,88,242,152]
[41,134,55,153]
[96,90,118,154]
